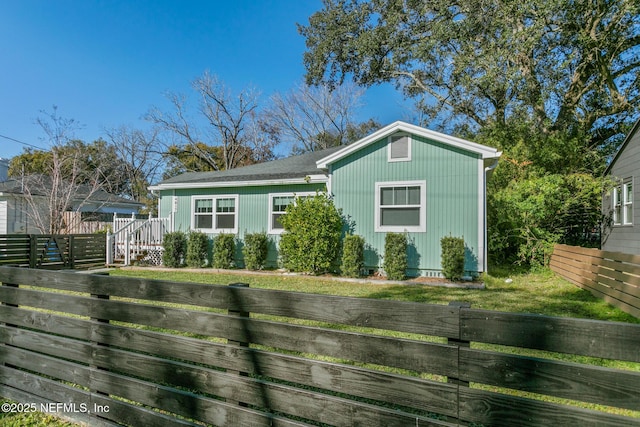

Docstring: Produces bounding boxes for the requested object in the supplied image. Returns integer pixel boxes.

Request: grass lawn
[111,265,639,323]
[3,265,637,426]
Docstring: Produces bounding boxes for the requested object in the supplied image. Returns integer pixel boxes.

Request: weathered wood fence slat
[0,234,105,270]
[0,267,638,427]
[550,243,640,318]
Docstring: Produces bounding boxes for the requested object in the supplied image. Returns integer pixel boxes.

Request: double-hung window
[613,179,633,226]
[192,195,238,233]
[268,192,313,234]
[623,180,633,225]
[375,181,426,232]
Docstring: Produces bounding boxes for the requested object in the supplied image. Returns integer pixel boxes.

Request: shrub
[162,231,187,268]
[243,232,268,270]
[341,234,365,277]
[213,233,235,269]
[441,235,465,281]
[186,231,210,268]
[383,233,407,280]
[279,192,343,274]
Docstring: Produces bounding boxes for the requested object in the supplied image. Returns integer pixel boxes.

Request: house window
[623,179,633,225]
[388,134,411,162]
[268,193,314,234]
[375,181,426,232]
[193,196,238,233]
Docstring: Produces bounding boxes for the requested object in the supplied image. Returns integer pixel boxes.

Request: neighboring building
[602,118,640,254]
[0,158,8,182]
[0,176,143,234]
[149,121,502,276]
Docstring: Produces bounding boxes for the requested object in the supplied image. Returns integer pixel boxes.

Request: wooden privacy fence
[0,234,105,270]
[0,267,639,427]
[551,244,640,318]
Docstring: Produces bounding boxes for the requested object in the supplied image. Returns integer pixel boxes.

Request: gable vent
[389,134,410,161]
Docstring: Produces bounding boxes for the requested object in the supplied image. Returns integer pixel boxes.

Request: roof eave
[149,174,328,191]
[604,117,640,175]
[316,121,501,168]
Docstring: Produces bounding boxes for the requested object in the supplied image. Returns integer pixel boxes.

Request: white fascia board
[316,121,502,169]
[149,175,328,191]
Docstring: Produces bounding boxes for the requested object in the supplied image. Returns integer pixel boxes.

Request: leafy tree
[9,138,124,191]
[279,192,344,273]
[300,1,639,265]
[161,143,225,179]
[300,0,639,155]
[488,173,605,266]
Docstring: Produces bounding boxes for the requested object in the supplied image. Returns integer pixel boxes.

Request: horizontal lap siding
[331,135,481,273]
[603,125,640,255]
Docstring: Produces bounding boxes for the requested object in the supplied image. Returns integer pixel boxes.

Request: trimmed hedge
[213,233,236,269]
[383,233,407,280]
[279,193,343,274]
[243,232,268,270]
[162,231,187,268]
[341,234,365,278]
[186,231,210,268]
[441,235,465,281]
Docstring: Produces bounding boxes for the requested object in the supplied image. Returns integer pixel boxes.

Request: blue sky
[0,0,412,160]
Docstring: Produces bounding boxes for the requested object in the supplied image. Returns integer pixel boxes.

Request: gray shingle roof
[0,175,143,206]
[156,145,343,186]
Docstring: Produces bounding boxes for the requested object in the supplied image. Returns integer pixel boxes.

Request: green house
[148,121,501,276]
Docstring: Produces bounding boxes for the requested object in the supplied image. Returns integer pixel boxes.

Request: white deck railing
[107,214,170,265]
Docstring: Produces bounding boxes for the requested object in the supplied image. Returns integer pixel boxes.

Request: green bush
[341,234,365,277]
[186,231,210,268]
[243,232,268,270]
[162,231,187,268]
[213,233,236,269]
[441,235,465,281]
[279,192,344,274]
[383,233,407,280]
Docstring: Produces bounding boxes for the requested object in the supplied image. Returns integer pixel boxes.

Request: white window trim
[623,178,633,225]
[374,180,427,233]
[387,133,412,162]
[268,192,315,235]
[613,186,622,225]
[191,195,239,234]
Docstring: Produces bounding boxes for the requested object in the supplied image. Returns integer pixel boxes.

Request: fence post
[68,235,75,269]
[29,235,37,269]
[106,233,113,265]
[227,282,250,407]
[448,301,471,389]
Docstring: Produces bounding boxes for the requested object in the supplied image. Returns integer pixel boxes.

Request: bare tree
[19,107,109,234]
[263,82,365,153]
[146,71,274,171]
[104,125,164,208]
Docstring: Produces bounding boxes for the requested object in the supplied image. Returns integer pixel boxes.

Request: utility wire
[0,133,46,150]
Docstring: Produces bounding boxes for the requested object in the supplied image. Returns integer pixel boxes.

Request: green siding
[331,134,482,274]
[158,183,325,267]
[156,132,484,275]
